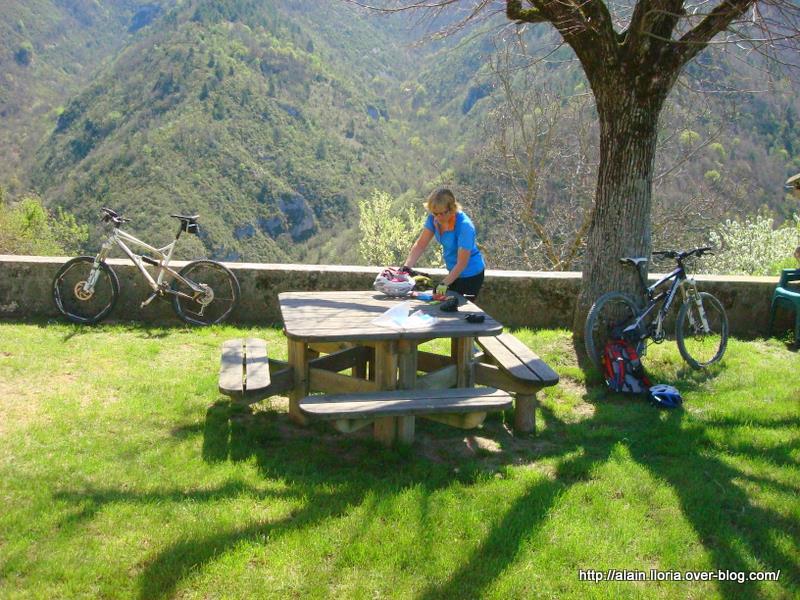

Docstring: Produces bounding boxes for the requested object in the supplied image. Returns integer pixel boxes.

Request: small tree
[357,190,421,266]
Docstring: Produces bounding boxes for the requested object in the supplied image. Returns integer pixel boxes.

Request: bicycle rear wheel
[53,256,119,324]
[171,260,239,325]
[676,292,728,369]
[584,292,642,371]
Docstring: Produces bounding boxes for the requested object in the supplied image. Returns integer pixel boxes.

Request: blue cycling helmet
[648,384,683,409]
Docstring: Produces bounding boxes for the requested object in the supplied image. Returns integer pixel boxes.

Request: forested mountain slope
[0,0,165,187]
[25,1,438,261]
[2,0,798,266]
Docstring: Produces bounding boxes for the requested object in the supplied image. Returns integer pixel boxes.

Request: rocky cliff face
[279,192,316,242]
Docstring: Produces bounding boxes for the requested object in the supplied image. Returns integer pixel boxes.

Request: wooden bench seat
[300,387,513,443]
[475,333,559,433]
[218,338,293,402]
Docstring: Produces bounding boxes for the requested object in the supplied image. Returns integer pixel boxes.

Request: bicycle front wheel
[53,256,119,324]
[676,291,728,369]
[171,260,240,325]
[584,291,642,371]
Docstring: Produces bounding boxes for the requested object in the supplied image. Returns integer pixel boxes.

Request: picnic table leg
[452,336,475,388]
[372,341,399,446]
[514,393,537,433]
[395,339,417,444]
[287,339,309,426]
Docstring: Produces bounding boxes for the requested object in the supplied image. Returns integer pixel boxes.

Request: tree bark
[572,85,667,346]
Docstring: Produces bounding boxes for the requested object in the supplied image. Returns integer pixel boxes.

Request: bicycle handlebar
[652,247,714,261]
[101,207,131,227]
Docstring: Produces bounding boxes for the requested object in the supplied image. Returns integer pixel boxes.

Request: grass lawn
[0,321,797,599]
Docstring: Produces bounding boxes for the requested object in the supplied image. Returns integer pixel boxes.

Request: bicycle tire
[676,291,728,369]
[171,260,240,326]
[53,256,119,324]
[584,291,642,371]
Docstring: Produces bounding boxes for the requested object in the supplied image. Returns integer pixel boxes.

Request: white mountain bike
[53,207,240,325]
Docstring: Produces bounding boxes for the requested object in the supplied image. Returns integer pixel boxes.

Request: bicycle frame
[84,226,202,300]
[625,262,711,344]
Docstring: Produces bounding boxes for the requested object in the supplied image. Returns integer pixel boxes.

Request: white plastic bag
[405,310,436,328]
[371,302,437,329]
[372,301,413,327]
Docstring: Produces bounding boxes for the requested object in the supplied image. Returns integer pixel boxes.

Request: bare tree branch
[675,0,758,66]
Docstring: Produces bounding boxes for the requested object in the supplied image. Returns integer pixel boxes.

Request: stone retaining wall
[0,255,789,336]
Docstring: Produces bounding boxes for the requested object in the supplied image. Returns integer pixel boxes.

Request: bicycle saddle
[620,257,648,268]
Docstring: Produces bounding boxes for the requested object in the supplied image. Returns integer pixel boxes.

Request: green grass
[0,321,798,599]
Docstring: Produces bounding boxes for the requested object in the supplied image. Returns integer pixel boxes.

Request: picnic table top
[278,290,503,343]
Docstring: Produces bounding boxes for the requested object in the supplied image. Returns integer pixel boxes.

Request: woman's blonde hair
[425,188,461,213]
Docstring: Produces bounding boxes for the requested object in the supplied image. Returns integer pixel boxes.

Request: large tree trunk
[572,88,667,349]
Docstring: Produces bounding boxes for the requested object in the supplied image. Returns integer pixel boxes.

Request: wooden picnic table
[278,290,504,444]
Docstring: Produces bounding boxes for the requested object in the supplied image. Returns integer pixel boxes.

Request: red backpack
[602,339,651,394]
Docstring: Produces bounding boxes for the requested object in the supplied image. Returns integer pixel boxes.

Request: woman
[402,188,486,298]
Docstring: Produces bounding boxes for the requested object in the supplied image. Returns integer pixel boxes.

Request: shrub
[701,214,800,275]
[14,42,33,66]
[679,129,700,147]
[709,142,727,161]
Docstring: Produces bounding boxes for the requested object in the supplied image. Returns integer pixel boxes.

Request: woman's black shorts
[449,270,485,299]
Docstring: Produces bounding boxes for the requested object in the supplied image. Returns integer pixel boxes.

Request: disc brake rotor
[74,281,94,301]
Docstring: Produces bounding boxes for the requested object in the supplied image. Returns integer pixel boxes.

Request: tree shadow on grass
[54,400,490,599]
[625,413,800,596]
[215,396,797,598]
[415,398,799,599]
[52,392,799,599]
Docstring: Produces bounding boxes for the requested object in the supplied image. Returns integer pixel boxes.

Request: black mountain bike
[53,208,240,325]
[584,247,729,370]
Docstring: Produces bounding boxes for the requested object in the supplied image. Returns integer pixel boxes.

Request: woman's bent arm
[443,248,471,285]
[404,229,434,268]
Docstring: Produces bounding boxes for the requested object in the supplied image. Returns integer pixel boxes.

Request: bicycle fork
[682,279,711,333]
[82,239,114,295]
